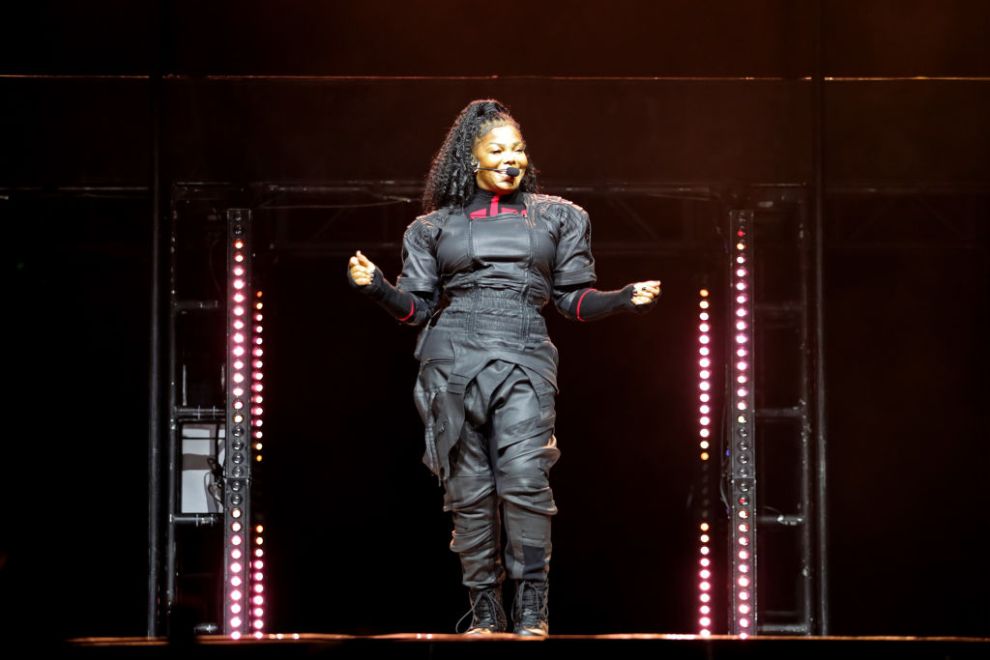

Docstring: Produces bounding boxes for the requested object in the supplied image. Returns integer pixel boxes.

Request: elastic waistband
[434,309,548,340]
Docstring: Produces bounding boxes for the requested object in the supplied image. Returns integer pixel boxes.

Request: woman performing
[347,99,661,636]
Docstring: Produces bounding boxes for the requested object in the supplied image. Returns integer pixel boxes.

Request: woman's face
[473,124,528,194]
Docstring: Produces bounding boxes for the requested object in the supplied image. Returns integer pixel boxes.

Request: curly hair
[421,99,539,213]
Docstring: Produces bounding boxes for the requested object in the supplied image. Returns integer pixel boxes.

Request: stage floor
[60,633,990,659]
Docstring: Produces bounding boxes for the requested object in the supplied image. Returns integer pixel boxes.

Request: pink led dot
[254,560,264,570]
[699,358,711,369]
[738,577,750,587]
[737,375,748,384]
[255,536,265,545]
[699,346,710,356]
[254,584,264,593]
[700,582,711,591]
[255,325,263,334]
[739,604,750,614]
[736,321,748,331]
[231,603,242,614]
[736,281,747,291]
[700,312,710,321]
[233,293,245,304]
[233,266,245,277]
[233,346,245,357]
[736,242,745,251]
[700,605,711,615]
[737,388,748,397]
[252,406,263,416]
[231,562,242,573]
[700,335,711,345]
[701,629,712,637]
[700,300,710,309]
[700,323,710,333]
[254,337,263,345]
[253,620,264,630]
[253,371,263,380]
[234,240,244,249]
[700,393,711,403]
[253,347,264,357]
[233,373,245,384]
[740,618,750,628]
[700,404,710,414]
[234,254,244,263]
[700,558,711,567]
[233,320,244,330]
[231,631,242,640]
[738,536,749,546]
[233,279,245,290]
[736,268,747,278]
[700,370,711,380]
[739,550,749,560]
[700,616,711,627]
[252,383,263,392]
[253,360,263,369]
[254,572,263,581]
[735,334,748,344]
[736,295,747,304]
[231,549,242,560]
[231,590,242,601]
[736,256,745,264]
[700,429,710,439]
[700,440,710,449]
[254,595,264,605]
[231,616,242,628]
[740,564,750,573]
[740,591,750,600]
[737,348,748,357]
[233,306,245,316]
[700,382,711,391]
[233,333,244,344]
[232,535,242,545]
[233,400,243,410]
[700,569,710,579]
[254,607,264,618]
[700,546,710,555]
[231,576,242,587]
[737,361,749,371]
[700,416,711,426]
[700,593,711,603]
[737,401,748,410]
[739,510,749,518]
[255,548,264,558]
[253,631,264,639]
[233,387,244,397]
[255,313,263,322]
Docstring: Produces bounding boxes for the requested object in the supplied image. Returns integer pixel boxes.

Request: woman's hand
[348,250,377,286]
[631,280,661,306]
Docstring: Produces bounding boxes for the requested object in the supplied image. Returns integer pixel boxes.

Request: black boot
[512,580,549,637]
[458,587,508,635]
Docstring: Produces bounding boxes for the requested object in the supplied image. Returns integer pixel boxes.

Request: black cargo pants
[414,357,561,590]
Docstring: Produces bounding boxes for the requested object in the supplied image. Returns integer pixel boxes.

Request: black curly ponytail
[421,99,539,213]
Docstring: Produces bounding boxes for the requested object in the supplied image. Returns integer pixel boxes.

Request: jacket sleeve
[553,283,656,321]
[552,204,598,288]
[396,218,440,294]
[347,216,442,327]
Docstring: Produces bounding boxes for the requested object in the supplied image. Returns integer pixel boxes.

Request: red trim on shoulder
[490,195,500,218]
[575,288,596,322]
[398,298,415,322]
[469,208,487,219]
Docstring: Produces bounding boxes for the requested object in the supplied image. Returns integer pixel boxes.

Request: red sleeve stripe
[399,298,415,322]
[575,288,595,322]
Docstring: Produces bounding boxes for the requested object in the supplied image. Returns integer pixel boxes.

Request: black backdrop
[2,0,989,639]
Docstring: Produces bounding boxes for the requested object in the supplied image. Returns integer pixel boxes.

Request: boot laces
[455,588,505,633]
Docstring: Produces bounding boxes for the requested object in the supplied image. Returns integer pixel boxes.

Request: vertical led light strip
[729,210,757,637]
[697,288,714,636]
[250,291,266,638]
[225,210,253,640]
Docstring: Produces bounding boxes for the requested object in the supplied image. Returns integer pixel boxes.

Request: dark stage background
[2,0,988,641]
